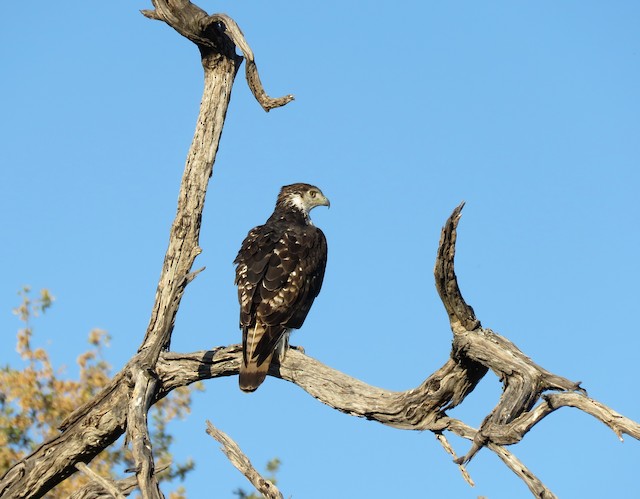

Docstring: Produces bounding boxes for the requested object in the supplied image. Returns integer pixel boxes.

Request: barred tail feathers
[239,354,273,392]
[240,323,289,392]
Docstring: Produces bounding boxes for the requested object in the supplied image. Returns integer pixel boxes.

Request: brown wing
[234,225,280,330]
[255,225,327,329]
[234,223,327,368]
[277,226,327,329]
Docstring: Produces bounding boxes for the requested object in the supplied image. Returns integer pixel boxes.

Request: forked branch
[155,335,639,497]
[1,1,637,498]
[0,1,293,497]
[141,1,293,111]
[70,464,170,499]
[152,203,639,497]
[73,463,126,499]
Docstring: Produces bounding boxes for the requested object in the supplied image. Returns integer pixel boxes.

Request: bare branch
[133,0,242,372]
[127,369,163,499]
[435,433,475,487]
[158,347,640,450]
[487,443,557,499]
[156,343,640,439]
[0,0,242,494]
[434,202,480,332]
[433,204,583,470]
[206,14,295,111]
[70,464,170,499]
[142,0,216,48]
[0,369,130,499]
[1,0,636,493]
[7,334,633,498]
[439,418,558,499]
[451,328,583,464]
[206,421,284,499]
[544,392,640,440]
[500,392,640,442]
[74,463,127,499]
[157,349,481,430]
[71,477,136,499]
[140,9,162,21]
[4,199,638,498]
[143,1,293,111]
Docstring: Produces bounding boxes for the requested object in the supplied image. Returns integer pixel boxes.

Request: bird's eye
[310,190,317,198]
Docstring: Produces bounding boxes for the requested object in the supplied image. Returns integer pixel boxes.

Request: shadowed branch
[3,196,637,499]
[2,0,246,496]
[70,464,170,499]
[1,0,637,496]
[155,344,640,497]
[73,463,127,499]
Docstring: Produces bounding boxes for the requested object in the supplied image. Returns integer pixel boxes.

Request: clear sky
[1,1,639,498]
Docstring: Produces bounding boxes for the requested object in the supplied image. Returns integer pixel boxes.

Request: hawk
[234,183,329,392]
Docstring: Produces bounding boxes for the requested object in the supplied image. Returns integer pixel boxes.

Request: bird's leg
[288,344,305,355]
[275,329,292,361]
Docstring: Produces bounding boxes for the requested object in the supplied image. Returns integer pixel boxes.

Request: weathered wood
[0,40,236,489]
[433,202,481,332]
[141,6,293,112]
[206,421,284,499]
[2,331,638,497]
[74,463,127,499]
[435,433,475,487]
[156,340,640,499]
[156,344,640,439]
[137,45,240,368]
[205,13,294,111]
[127,369,162,499]
[0,372,130,498]
[435,418,558,498]
[1,1,638,498]
[0,0,294,496]
[487,441,558,499]
[70,464,169,499]
[157,348,484,430]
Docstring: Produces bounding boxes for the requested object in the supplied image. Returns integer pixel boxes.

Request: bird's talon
[290,344,305,354]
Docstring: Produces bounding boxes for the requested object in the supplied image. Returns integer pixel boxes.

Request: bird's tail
[240,323,289,392]
[239,354,274,392]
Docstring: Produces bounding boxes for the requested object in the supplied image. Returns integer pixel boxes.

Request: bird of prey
[234,183,329,392]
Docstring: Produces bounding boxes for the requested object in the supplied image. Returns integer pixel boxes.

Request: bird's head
[277,183,330,216]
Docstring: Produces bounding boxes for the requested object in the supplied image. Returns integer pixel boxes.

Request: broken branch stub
[0,1,295,496]
[142,2,294,111]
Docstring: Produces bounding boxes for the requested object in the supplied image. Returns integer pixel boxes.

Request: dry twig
[0,1,637,498]
[206,421,284,499]
[70,464,170,499]
[74,463,127,499]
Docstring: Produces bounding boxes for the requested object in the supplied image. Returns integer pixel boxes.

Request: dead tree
[1,1,638,498]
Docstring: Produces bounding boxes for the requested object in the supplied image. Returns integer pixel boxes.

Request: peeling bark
[0,0,290,497]
[1,1,637,498]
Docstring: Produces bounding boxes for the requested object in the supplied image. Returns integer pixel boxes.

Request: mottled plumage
[234,183,329,392]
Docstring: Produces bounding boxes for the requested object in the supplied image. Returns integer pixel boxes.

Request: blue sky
[1,1,639,498]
